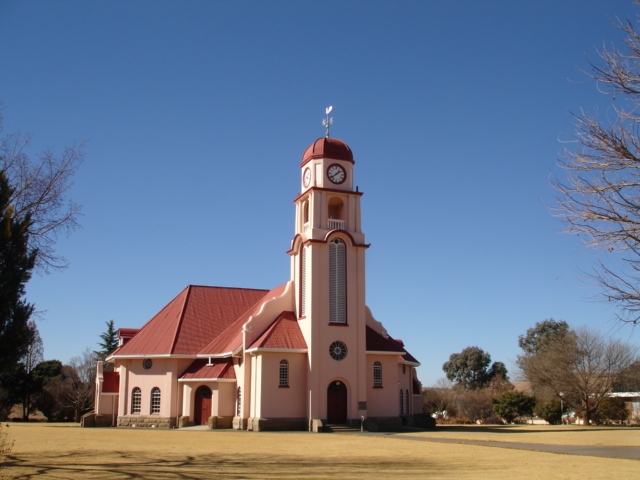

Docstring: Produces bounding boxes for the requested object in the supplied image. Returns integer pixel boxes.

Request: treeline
[424,320,639,425]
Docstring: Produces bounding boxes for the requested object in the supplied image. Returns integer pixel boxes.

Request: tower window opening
[302,199,309,226]
[328,197,345,230]
[329,238,346,324]
[300,246,308,317]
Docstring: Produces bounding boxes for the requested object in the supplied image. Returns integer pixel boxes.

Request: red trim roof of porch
[180,358,235,380]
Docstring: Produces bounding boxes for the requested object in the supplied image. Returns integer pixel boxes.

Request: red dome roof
[301,137,354,166]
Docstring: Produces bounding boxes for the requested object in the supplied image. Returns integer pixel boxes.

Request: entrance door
[327,380,347,424]
[194,385,212,425]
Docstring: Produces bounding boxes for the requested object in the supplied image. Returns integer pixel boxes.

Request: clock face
[329,341,348,361]
[303,167,311,188]
[327,164,346,184]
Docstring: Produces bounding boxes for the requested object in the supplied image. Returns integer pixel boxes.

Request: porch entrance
[327,380,347,424]
[194,385,212,425]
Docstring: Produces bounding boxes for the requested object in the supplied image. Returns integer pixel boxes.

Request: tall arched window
[236,387,242,416]
[300,246,307,317]
[131,387,141,414]
[150,387,161,414]
[373,362,382,387]
[329,238,346,324]
[399,389,404,415]
[279,359,289,387]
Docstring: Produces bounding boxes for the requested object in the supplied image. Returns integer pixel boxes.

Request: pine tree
[94,320,118,360]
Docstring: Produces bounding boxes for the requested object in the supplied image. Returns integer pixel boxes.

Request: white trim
[178,378,237,383]
[107,354,196,361]
[400,360,420,366]
[197,352,234,359]
[366,350,406,356]
[246,348,308,354]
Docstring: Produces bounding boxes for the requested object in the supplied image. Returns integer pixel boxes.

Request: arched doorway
[194,385,212,425]
[327,380,347,424]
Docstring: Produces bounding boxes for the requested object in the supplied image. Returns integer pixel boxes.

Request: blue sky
[1,1,638,386]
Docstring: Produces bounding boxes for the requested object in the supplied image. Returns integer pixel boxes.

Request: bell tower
[289,112,370,425]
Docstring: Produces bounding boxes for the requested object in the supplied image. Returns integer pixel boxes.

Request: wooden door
[194,385,212,425]
[327,380,347,424]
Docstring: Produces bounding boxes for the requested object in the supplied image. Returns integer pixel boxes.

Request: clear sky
[1,0,638,386]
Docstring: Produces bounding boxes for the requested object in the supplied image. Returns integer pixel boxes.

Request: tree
[519,327,638,425]
[422,378,457,417]
[534,399,563,425]
[94,320,118,361]
[0,109,84,271]
[553,10,640,325]
[0,170,37,420]
[66,348,95,422]
[518,319,569,355]
[18,321,44,421]
[442,346,508,390]
[492,391,535,424]
[613,361,640,391]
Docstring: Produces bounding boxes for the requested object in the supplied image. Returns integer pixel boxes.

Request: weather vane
[322,106,333,138]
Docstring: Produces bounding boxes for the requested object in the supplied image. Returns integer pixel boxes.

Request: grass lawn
[2,423,639,479]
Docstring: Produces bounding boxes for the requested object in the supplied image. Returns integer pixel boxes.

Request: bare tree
[0,107,84,271]
[65,348,95,422]
[519,327,638,425]
[19,321,44,421]
[554,9,640,324]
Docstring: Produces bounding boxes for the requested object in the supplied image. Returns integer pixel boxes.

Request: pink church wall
[253,352,307,419]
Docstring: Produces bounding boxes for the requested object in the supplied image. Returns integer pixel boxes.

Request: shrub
[594,397,629,425]
[492,391,535,424]
[534,399,563,425]
[479,416,504,425]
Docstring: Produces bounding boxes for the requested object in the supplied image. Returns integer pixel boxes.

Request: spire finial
[322,106,333,138]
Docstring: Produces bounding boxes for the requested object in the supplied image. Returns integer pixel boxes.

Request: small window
[131,387,141,414]
[405,389,410,414]
[373,362,382,387]
[236,387,242,416]
[151,387,161,414]
[399,389,404,415]
[279,359,289,387]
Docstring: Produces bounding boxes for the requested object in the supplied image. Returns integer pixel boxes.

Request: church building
[90,125,423,432]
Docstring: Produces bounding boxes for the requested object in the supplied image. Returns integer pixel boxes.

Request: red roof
[180,359,235,380]
[112,286,269,357]
[301,137,354,166]
[366,326,406,353]
[198,284,288,356]
[248,311,307,350]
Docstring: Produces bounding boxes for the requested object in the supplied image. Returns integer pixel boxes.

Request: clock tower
[289,132,370,425]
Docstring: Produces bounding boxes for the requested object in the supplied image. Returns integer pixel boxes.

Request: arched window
[329,238,346,324]
[399,389,404,415]
[131,387,141,414]
[236,387,242,416]
[302,199,309,225]
[373,362,382,387]
[150,387,161,414]
[279,359,289,387]
[406,389,410,414]
[300,246,307,317]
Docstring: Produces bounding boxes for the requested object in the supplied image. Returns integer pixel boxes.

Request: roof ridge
[186,285,270,292]
[170,285,192,354]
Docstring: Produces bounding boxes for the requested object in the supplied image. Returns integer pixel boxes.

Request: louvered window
[329,238,346,324]
[373,362,382,387]
[300,246,307,317]
[131,387,141,414]
[279,359,289,387]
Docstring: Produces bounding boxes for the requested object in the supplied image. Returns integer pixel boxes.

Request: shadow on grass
[5,450,445,479]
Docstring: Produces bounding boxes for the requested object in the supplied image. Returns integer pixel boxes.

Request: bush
[480,416,504,425]
[492,391,535,424]
[594,397,629,425]
[534,399,563,425]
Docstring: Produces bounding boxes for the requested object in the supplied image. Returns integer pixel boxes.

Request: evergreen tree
[0,170,37,418]
[94,320,118,361]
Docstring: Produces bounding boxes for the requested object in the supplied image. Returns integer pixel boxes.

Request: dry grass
[2,423,639,479]
[400,424,640,446]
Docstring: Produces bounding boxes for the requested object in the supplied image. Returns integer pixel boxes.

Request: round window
[329,341,348,361]
[143,359,153,370]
